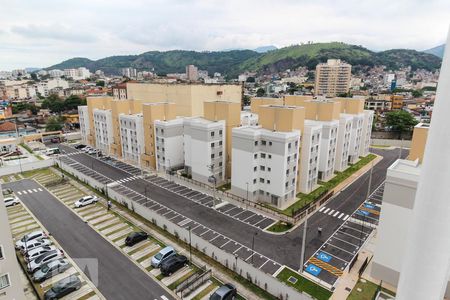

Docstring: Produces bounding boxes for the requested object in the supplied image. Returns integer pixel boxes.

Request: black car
[210,283,237,300]
[44,275,81,299]
[160,254,188,276]
[74,144,86,150]
[125,231,149,247]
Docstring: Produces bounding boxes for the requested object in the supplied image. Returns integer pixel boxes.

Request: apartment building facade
[231,126,300,209]
[360,110,374,157]
[335,114,353,172]
[93,108,113,155]
[154,118,184,172]
[78,105,90,144]
[315,59,352,97]
[298,121,323,193]
[184,118,226,186]
[0,192,26,300]
[119,113,144,165]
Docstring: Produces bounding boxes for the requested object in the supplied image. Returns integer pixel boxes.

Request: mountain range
[47,42,442,77]
[423,44,445,58]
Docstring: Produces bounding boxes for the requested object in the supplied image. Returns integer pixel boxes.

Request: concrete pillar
[396,27,450,300]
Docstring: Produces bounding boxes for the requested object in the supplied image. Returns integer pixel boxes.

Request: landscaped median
[347,278,395,300]
[276,267,332,300]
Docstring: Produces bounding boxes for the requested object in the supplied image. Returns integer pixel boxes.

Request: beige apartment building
[409,123,429,163]
[250,97,283,115]
[0,191,26,300]
[126,83,242,116]
[315,59,352,97]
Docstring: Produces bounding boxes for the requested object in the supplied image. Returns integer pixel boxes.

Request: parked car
[125,231,149,247]
[25,245,57,262]
[44,275,81,300]
[33,258,70,283]
[151,246,176,268]
[15,230,47,249]
[74,144,86,150]
[87,149,97,155]
[82,146,92,152]
[28,249,64,273]
[4,196,20,207]
[46,148,60,155]
[50,137,60,143]
[2,188,13,196]
[74,195,98,208]
[210,283,237,300]
[160,254,188,276]
[19,238,52,254]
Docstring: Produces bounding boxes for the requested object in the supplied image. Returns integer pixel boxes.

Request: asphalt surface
[5,179,174,300]
[59,144,406,271]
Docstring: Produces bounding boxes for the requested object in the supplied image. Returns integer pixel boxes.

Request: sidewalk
[59,167,264,300]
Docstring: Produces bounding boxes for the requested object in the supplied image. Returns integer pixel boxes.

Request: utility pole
[299,214,308,272]
[246,182,249,210]
[366,161,374,200]
[207,164,217,209]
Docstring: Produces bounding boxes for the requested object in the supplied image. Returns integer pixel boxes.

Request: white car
[74,195,98,208]
[4,196,20,207]
[19,238,52,254]
[15,230,47,249]
[27,249,64,274]
[82,147,93,153]
[25,245,57,262]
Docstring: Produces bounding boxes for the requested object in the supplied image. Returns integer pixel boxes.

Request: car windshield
[210,294,221,300]
[41,264,50,273]
[154,253,163,260]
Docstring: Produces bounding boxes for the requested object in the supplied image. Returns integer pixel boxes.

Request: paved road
[59,144,406,270]
[5,179,174,300]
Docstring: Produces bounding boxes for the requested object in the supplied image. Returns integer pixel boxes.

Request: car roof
[214,285,234,296]
[4,197,15,200]
[159,246,174,255]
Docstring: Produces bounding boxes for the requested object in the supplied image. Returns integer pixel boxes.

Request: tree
[64,95,84,110]
[42,94,65,113]
[45,116,65,132]
[385,110,418,138]
[12,103,38,115]
[256,88,265,97]
[242,95,251,106]
[412,90,423,98]
[96,80,105,87]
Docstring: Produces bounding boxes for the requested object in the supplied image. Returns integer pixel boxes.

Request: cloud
[0,0,449,69]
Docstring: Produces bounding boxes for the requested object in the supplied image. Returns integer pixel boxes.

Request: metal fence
[176,267,211,298]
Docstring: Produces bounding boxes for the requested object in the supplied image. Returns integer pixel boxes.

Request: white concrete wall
[0,159,55,176]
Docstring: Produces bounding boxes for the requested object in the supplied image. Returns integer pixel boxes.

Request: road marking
[333,211,340,217]
[17,191,22,195]
[338,213,344,219]
[161,296,169,300]
[27,189,33,193]
[343,215,349,221]
[328,209,335,215]
[22,190,27,194]
[323,208,330,214]
[38,188,43,192]
[319,206,325,212]
[33,189,38,193]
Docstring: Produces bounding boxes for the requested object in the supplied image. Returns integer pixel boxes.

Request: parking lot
[304,183,386,286]
[4,188,101,300]
[28,169,237,300]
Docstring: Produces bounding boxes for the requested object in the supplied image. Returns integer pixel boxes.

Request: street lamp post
[299,213,308,272]
[251,232,258,265]
[207,164,217,209]
[246,182,249,210]
[188,226,192,266]
[167,159,172,182]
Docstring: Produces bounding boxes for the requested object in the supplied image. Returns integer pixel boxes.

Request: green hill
[47,42,442,76]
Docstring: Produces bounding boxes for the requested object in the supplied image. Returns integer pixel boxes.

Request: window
[268,167,271,172]
[267,180,271,184]
[211,132,215,137]
[219,162,223,167]
[253,179,257,184]
[211,154,215,159]
[0,245,3,260]
[260,166,265,171]
[269,141,272,146]
[254,141,258,146]
[219,151,222,156]
[0,274,10,290]
[219,141,222,146]
[261,153,266,158]
[254,154,258,159]
[259,178,265,183]
[254,166,257,172]
[219,130,223,135]
[211,143,214,148]
[288,142,291,149]
[262,140,266,146]
[268,154,272,159]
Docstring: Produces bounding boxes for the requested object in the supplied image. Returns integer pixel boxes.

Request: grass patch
[276,267,332,300]
[156,273,164,280]
[192,282,218,300]
[14,174,21,180]
[168,268,197,290]
[20,143,33,154]
[266,221,293,233]
[217,182,231,191]
[347,279,395,300]
[2,176,10,183]
[22,168,53,178]
[35,154,44,160]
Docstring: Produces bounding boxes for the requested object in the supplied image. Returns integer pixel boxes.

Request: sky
[1,0,450,70]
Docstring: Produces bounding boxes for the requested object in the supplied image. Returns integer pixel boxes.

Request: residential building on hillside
[186,65,199,81]
[315,59,352,97]
[231,126,300,209]
[0,192,27,300]
[119,113,144,165]
[112,83,127,100]
[121,67,137,78]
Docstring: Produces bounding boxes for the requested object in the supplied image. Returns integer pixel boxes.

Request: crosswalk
[318,206,349,220]
[16,188,43,195]
[114,176,141,184]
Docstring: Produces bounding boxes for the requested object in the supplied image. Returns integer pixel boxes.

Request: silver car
[15,230,47,249]
[33,258,70,283]
[28,249,64,273]
[20,238,52,255]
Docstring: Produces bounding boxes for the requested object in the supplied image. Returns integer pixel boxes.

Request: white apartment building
[348,113,365,164]
[335,114,353,172]
[93,108,113,154]
[154,118,185,172]
[184,118,225,186]
[315,120,339,181]
[119,113,144,165]
[0,191,26,300]
[359,110,374,157]
[298,121,323,193]
[48,69,64,78]
[186,65,199,81]
[231,126,300,209]
[121,68,137,78]
[78,106,90,144]
[64,67,91,80]
[35,78,69,97]
[240,111,259,126]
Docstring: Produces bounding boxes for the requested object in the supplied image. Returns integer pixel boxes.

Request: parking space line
[332,236,361,248]
[319,249,351,264]
[325,242,355,256]
[337,228,365,241]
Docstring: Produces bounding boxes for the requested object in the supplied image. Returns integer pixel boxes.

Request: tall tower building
[315,59,352,97]
[186,65,199,81]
